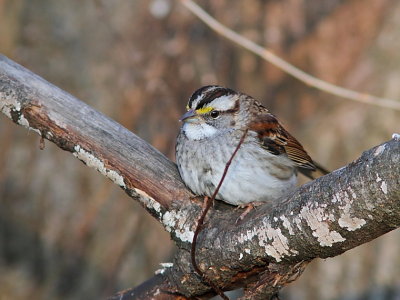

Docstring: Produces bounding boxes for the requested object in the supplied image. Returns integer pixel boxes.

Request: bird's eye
[210,110,220,119]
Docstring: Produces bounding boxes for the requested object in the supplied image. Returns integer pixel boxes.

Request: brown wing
[248,113,316,170]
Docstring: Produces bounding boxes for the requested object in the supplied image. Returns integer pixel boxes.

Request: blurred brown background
[0,0,399,299]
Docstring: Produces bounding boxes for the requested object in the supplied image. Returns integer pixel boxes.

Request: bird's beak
[179,109,197,122]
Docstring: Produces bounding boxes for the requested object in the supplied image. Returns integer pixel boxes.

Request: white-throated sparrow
[176,85,323,206]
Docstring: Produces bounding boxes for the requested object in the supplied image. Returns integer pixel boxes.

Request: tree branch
[0,55,192,209]
[1,54,399,299]
[180,0,400,112]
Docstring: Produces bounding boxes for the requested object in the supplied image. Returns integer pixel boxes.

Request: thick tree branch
[1,54,399,299]
[0,55,192,209]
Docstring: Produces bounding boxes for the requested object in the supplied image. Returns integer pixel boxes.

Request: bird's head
[180,85,241,140]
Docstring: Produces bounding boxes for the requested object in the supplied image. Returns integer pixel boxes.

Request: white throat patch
[183,122,217,140]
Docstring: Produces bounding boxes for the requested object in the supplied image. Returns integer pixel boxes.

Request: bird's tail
[299,161,329,180]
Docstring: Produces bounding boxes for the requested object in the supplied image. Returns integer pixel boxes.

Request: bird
[176,85,326,208]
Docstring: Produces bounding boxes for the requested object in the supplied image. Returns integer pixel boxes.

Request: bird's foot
[202,196,211,210]
[235,202,263,223]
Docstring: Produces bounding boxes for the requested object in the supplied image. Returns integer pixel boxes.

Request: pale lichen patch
[381,181,388,194]
[162,209,194,243]
[338,215,366,231]
[375,174,388,194]
[72,144,164,223]
[46,131,54,139]
[16,113,29,127]
[160,262,173,268]
[238,218,295,262]
[334,191,367,231]
[0,95,42,135]
[0,104,12,119]
[73,145,126,188]
[299,205,345,247]
[257,221,293,261]
[154,289,161,296]
[18,115,41,136]
[331,193,340,203]
[155,262,173,275]
[280,215,294,235]
[263,231,288,261]
[0,91,18,119]
[73,145,194,242]
[349,188,357,199]
[237,230,253,244]
[374,144,386,156]
[294,217,302,231]
[133,188,161,215]
[338,202,366,231]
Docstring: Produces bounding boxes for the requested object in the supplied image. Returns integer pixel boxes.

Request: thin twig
[180,0,400,112]
[191,129,249,300]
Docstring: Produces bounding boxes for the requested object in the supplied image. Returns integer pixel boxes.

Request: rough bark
[1,54,399,299]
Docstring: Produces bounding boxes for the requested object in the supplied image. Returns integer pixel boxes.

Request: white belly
[176,131,297,206]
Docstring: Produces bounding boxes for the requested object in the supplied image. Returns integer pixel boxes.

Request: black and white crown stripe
[188,85,236,110]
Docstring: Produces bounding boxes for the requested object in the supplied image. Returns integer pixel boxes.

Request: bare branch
[180,0,400,112]
[115,137,399,299]
[1,55,399,299]
[0,54,192,211]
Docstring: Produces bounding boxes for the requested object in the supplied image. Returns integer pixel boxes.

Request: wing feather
[248,113,316,170]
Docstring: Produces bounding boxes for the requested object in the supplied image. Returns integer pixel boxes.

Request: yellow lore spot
[195,106,213,114]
